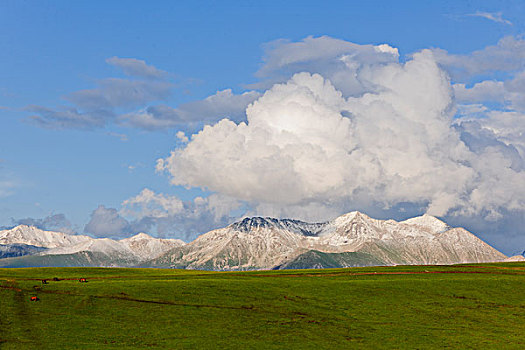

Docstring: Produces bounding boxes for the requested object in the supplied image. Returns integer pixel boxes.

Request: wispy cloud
[0,162,19,198]
[106,56,169,80]
[26,105,115,129]
[106,132,129,142]
[27,58,173,130]
[66,78,172,110]
[467,11,512,25]
[119,89,260,130]
[430,36,525,79]
[0,180,16,198]
[27,57,260,131]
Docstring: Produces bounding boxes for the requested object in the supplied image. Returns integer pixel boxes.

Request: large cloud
[158,48,525,222]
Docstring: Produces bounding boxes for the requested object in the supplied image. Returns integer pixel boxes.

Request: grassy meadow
[0,263,524,349]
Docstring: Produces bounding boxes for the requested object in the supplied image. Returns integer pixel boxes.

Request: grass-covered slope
[0,251,139,268]
[276,250,386,269]
[1,263,524,349]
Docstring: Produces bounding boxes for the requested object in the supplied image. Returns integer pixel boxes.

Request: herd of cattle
[30,277,88,301]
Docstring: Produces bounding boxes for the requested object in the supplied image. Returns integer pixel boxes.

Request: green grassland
[0,263,524,349]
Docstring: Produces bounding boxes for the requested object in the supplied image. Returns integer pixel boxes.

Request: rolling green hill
[1,263,524,349]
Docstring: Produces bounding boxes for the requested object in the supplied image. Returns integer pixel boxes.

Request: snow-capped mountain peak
[119,233,185,260]
[0,225,92,248]
[401,214,450,234]
[334,211,364,222]
[123,232,154,241]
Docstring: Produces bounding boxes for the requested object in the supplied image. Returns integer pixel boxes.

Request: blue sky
[1,1,525,254]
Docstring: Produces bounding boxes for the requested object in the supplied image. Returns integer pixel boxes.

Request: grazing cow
[41,280,48,285]
[79,278,87,283]
[30,296,39,301]
[52,277,60,281]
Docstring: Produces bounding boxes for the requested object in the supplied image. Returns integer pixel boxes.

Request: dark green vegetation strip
[0,263,524,349]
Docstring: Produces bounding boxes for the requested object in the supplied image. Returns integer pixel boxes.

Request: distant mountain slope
[0,244,47,259]
[505,255,525,262]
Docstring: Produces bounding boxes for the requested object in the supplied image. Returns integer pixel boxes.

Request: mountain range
[0,225,184,267]
[1,211,519,270]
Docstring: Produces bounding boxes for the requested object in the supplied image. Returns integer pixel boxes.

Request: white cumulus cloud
[157,47,525,221]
